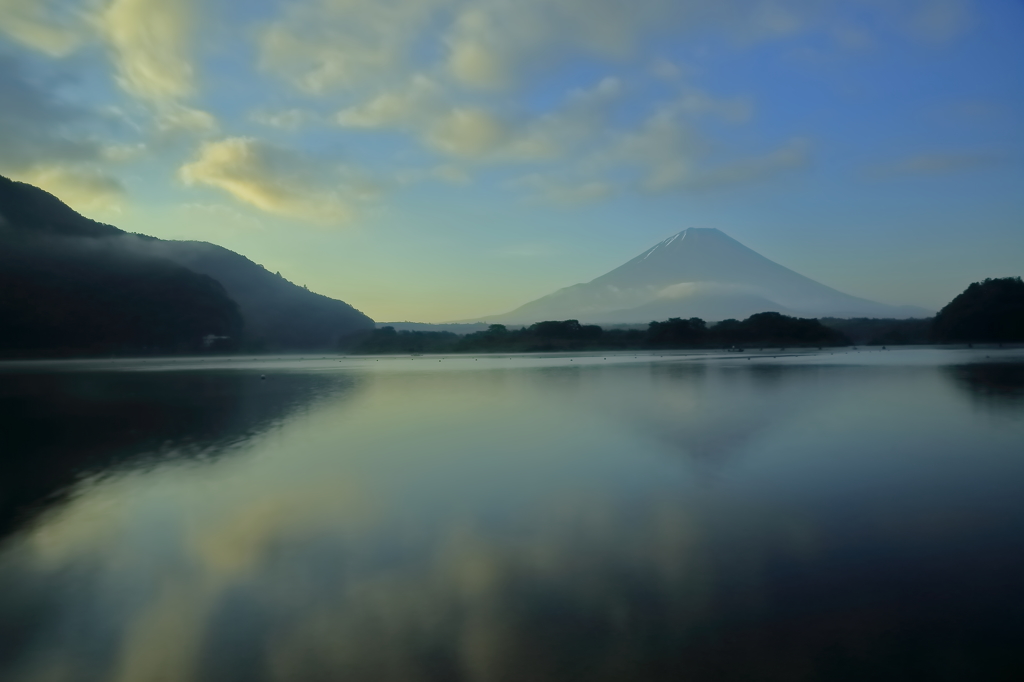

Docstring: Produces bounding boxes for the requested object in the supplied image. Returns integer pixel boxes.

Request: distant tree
[933,277,1024,343]
[530,320,582,339]
[709,312,847,347]
[647,317,707,346]
[820,317,933,346]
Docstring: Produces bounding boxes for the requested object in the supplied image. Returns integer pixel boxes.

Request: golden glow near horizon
[0,0,1022,321]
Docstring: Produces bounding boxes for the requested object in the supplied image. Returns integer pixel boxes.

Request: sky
[1,0,1022,322]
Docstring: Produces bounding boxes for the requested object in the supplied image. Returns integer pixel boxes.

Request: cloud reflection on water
[1,353,1023,681]
[0,368,365,534]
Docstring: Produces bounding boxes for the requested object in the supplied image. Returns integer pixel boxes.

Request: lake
[1,348,1022,681]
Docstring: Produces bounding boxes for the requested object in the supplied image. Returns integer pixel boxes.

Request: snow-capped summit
[479,228,930,324]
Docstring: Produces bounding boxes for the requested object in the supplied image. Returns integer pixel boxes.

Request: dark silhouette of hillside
[933,277,1024,343]
[0,177,121,239]
[0,367,364,538]
[1,177,242,356]
[0,236,243,356]
[138,239,373,350]
[0,175,373,356]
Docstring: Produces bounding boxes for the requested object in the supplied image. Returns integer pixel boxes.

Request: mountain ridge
[472,227,930,324]
[0,175,373,355]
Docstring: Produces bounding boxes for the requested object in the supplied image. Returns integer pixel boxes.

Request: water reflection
[946,362,1024,413]
[0,353,1022,681]
[0,368,362,535]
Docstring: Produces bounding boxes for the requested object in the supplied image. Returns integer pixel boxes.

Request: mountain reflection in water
[946,361,1024,412]
[0,366,364,535]
[0,350,1022,682]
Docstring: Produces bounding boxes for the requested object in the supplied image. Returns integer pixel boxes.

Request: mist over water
[1,349,1022,681]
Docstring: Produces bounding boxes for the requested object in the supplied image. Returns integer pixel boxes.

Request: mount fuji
[481,228,930,324]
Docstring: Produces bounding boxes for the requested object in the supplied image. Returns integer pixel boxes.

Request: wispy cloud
[21,165,125,211]
[95,0,215,132]
[909,0,972,42]
[337,75,623,164]
[179,137,379,226]
[512,174,617,206]
[0,53,125,210]
[516,126,809,203]
[257,0,450,94]
[440,0,812,91]
[682,137,812,190]
[869,150,1010,178]
[250,108,315,131]
[0,0,87,56]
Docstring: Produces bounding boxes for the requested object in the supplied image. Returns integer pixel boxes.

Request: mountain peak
[654,226,732,245]
[483,227,931,323]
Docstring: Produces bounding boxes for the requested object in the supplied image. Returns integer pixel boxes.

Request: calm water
[1,348,1023,681]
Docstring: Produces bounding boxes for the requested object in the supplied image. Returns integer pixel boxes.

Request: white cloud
[101,142,147,162]
[516,98,807,201]
[650,58,689,81]
[0,53,126,212]
[440,0,820,90]
[258,0,854,95]
[94,0,216,131]
[431,164,471,184]
[179,137,378,226]
[337,68,780,199]
[97,0,194,101]
[446,28,508,89]
[337,75,623,163]
[257,0,452,94]
[336,75,444,129]
[608,126,810,194]
[21,164,125,211]
[250,108,314,131]
[592,101,702,192]
[497,77,623,161]
[423,107,510,158]
[0,0,87,55]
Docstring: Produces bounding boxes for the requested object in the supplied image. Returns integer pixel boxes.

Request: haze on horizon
[1,0,1021,323]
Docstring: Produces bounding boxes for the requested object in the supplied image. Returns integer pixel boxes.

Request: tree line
[341,277,1024,355]
[340,312,848,354]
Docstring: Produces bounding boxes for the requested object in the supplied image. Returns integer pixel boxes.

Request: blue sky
[1,0,1021,321]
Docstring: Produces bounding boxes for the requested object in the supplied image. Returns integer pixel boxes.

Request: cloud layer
[0,53,126,209]
[179,137,376,225]
[0,0,999,227]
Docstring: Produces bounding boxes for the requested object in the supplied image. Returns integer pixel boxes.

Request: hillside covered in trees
[932,277,1024,343]
[0,178,242,357]
[0,176,373,357]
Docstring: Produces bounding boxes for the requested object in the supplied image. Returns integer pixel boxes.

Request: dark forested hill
[130,239,374,351]
[933,277,1024,343]
[0,235,243,357]
[0,178,243,357]
[0,175,373,356]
